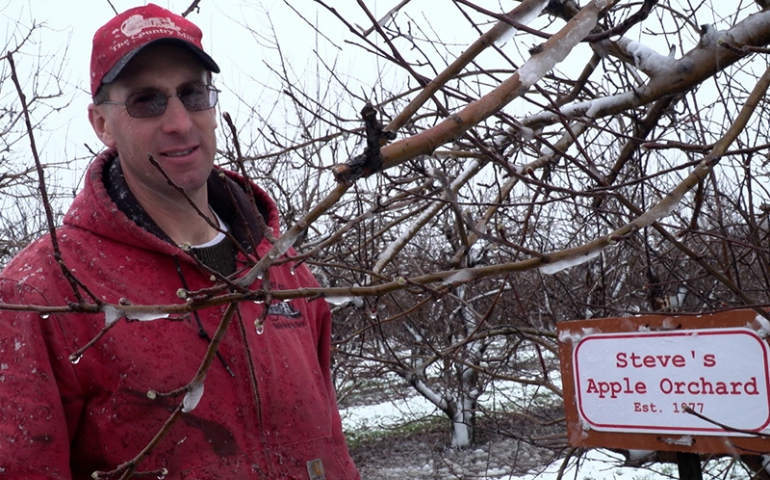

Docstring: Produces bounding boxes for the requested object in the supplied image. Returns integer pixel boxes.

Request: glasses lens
[180,85,217,112]
[122,86,217,118]
[125,90,167,118]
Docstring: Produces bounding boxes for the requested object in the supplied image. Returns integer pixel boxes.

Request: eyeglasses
[97,84,219,119]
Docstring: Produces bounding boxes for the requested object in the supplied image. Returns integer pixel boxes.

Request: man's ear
[88,104,116,148]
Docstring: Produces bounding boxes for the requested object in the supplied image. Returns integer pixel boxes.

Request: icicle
[103,305,123,328]
[443,270,474,286]
[539,250,600,275]
[326,296,364,307]
[182,379,205,413]
[126,310,169,322]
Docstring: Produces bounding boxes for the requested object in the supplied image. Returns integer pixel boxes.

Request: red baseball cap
[90,3,220,97]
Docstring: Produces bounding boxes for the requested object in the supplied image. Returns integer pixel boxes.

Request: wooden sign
[558,310,770,453]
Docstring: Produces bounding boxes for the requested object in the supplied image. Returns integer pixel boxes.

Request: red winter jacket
[0,151,359,479]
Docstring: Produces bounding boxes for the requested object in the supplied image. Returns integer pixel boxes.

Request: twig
[359,0,413,37]
[683,405,770,438]
[174,259,235,377]
[68,318,121,365]
[6,52,98,306]
[221,112,274,244]
[333,103,395,183]
[719,39,770,55]
[234,181,351,288]
[95,303,238,479]
[145,154,243,289]
[585,0,658,42]
[105,0,118,15]
[555,447,581,480]
[92,405,184,479]
[454,0,551,40]
[0,24,37,62]
[181,0,202,17]
[386,0,552,133]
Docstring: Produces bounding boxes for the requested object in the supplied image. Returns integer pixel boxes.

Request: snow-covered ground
[341,395,627,480]
[340,387,749,480]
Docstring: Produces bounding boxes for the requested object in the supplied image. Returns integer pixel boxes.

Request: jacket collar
[65,149,274,257]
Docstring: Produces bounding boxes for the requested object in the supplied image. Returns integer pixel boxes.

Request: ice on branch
[493,0,548,47]
[520,0,549,24]
[752,314,770,339]
[102,304,169,328]
[443,270,474,286]
[127,310,170,322]
[182,378,205,413]
[271,231,298,258]
[103,305,123,327]
[634,195,680,225]
[517,6,598,88]
[539,250,600,275]
[325,296,364,308]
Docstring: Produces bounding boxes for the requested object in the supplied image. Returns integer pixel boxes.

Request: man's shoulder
[0,225,84,286]
[1,234,57,281]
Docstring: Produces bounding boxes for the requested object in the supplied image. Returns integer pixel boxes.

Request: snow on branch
[539,64,770,275]
[523,9,770,129]
[622,39,677,77]
[385,0,550,134]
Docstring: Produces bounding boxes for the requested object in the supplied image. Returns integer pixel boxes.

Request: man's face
[88,44,217,204]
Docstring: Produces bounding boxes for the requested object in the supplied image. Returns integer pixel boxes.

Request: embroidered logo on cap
[121,14,181,37]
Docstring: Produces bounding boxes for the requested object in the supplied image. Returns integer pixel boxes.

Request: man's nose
[160,96,193,134]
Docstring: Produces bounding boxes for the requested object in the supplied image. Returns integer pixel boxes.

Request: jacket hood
[64,149,281,260]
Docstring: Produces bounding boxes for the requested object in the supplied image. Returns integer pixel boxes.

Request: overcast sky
[2,0,741,203]
[4,1,340,174]
[4,0,490,196]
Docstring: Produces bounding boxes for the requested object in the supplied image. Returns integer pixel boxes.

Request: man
[0,4,359,479]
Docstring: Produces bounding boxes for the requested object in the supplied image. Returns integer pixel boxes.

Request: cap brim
[101,38,220,85]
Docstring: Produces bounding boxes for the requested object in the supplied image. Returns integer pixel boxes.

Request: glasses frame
[96,84,219,119]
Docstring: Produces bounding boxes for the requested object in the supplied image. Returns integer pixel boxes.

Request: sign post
[558,310,770,476]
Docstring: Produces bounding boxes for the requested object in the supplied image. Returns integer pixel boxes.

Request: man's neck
[129,185,219,247]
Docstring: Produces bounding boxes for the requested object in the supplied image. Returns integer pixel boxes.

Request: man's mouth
[164,147,195,157]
